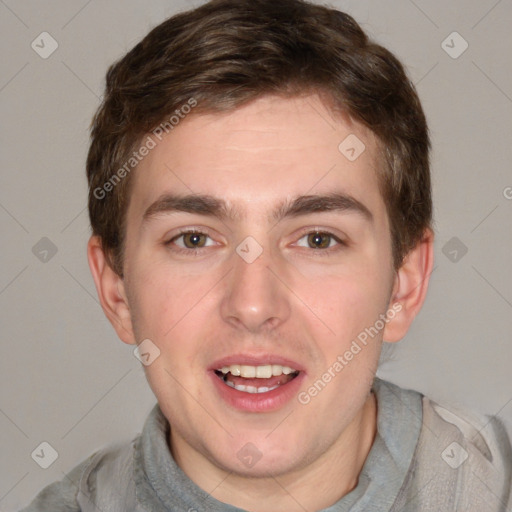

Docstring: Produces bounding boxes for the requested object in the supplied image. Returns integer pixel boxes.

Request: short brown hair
[87,0,431,276]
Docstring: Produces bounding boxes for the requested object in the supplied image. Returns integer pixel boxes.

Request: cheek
[304,266,391,346]
[127,259,216,342]
[127,266,203,394]
[126,261,174,338]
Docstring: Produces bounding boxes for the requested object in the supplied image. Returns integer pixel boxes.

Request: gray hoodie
[21,379,512,511]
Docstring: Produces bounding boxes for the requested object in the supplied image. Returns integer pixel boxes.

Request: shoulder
[20,451,97,512]
[423,396,512,477]
[20,438,138,512]
[77,438,139,511]
[398,393,512,510]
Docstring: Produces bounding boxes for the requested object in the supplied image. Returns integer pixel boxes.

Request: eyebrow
[142,192,373,225]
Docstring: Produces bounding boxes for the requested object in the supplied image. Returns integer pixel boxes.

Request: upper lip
[209,354,305,373]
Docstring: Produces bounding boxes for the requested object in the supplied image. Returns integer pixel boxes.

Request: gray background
[1,0,511,509]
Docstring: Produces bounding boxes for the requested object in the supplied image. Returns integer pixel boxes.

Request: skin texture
[88,94,434,512]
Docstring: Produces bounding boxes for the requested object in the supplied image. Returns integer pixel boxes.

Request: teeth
[225,380,280,393]
[218,364,297,378]
[272,364,283,376]
[256,365,272,378]
[240,365,256,378]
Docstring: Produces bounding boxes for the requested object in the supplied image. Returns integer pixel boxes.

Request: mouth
[214,364,300,394]
[209,358,305,412]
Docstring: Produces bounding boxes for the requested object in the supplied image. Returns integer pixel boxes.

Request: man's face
[122,94,397,476]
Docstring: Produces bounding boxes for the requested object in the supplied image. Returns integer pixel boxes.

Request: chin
[206,432,310,478]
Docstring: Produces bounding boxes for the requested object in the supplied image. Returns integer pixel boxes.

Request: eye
[166,230,216,251]
[295,230,344,250]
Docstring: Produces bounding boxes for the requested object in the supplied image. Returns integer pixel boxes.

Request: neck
[171,392,378,512]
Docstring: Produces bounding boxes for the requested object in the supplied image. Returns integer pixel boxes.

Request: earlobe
[382,229,434,343]
[87,236,137,345]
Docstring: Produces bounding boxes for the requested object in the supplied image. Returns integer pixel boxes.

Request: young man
[22,0,511,510]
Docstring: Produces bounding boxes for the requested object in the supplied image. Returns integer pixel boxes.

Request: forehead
[127,94,385,223]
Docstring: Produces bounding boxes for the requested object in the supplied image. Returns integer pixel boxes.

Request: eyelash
[164,228,346,257]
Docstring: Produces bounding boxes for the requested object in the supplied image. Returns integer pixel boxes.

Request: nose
[220,240,291,334]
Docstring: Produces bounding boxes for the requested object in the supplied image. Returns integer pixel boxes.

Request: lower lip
[209,371,305,412]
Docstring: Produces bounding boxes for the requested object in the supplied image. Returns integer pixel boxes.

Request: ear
[382,229,434,343]
[87,235,137,345]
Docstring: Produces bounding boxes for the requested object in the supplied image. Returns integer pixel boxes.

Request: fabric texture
[21,378,512,511]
